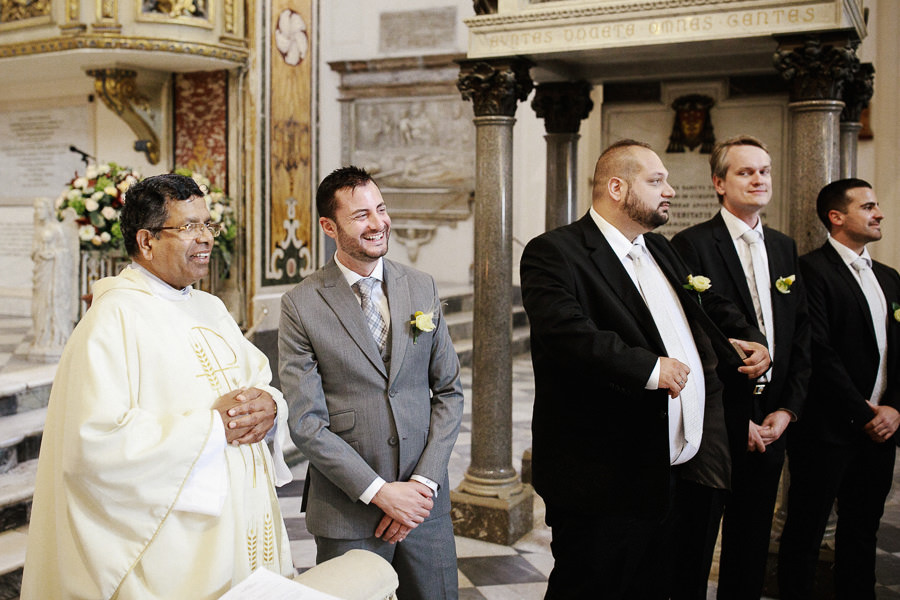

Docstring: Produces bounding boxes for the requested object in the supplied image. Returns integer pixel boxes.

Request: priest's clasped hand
[213,387,278,445]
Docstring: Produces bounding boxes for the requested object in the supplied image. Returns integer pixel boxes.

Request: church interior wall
[857,0,899,268]
[1,0,897,329]
[316,0,547,289]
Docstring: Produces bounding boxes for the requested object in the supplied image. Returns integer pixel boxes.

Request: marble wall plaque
[0,104,92,204]
[0,204,36,316]
[379,7,456,53]
[603,94,788,238]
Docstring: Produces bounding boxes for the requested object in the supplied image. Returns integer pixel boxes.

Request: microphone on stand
[69,145,94,167]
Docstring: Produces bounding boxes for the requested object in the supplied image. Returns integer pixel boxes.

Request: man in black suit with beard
[671,135,811,599]
[778,179,900,599]
[520,139,771,599]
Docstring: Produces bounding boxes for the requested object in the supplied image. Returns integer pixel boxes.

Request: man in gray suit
[279,166,464,599]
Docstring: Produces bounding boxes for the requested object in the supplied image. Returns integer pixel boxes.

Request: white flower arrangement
[55,162,141,252]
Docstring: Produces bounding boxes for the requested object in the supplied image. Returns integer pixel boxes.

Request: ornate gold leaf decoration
[263,513,275,566]
[86,68,161,164]
[246,525,258,571]
[1,0,49,23]
[191,337,223,394]
[0,35,249,63]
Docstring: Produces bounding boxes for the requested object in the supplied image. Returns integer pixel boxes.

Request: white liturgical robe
[21,268,294,600]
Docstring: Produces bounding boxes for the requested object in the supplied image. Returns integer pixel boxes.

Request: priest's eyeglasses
[153,222,225,238]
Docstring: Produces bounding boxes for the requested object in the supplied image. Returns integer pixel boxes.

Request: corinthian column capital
[773,34,858,102]
[456,58,534,118]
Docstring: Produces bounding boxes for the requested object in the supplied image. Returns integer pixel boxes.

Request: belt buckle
[753,383,767,395]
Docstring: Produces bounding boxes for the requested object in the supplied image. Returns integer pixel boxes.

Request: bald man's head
[592,139,653,202]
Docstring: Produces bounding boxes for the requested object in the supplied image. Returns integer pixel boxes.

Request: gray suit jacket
[279,258,464,538]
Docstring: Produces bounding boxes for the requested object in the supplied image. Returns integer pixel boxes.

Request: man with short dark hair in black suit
[521,139,771,599]
[777,178,900,599]
[671,135,811,600]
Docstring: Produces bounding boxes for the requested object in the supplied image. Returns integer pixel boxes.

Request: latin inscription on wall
[0,104,92,203]
[380,7,457,53]
[470,5,831,57]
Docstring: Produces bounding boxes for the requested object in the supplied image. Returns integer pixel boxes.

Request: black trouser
[778,436,896,600]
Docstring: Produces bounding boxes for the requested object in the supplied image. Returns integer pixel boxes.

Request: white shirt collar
[827,235,872,268]
[128,263,193,301]
[589,207,638,261]
[720,206,764,242]
[334,254,384,288]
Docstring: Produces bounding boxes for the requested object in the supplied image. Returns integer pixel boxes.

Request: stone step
[0,526,27,576]
[0,525,26,599]
[0,408,46,473]
[0,459,37,534]
[0,364,55,417]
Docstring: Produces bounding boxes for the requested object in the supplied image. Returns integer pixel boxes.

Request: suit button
[388,437,398,446]
[659,410,667,419]
[389,390,397,397]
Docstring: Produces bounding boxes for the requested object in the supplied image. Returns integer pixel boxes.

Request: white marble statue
[28,197,79,361]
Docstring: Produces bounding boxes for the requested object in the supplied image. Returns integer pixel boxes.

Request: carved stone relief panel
[348,95,475,261]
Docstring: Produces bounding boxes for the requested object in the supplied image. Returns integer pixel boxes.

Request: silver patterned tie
[627,243,703,448]
[354,277,388,355]
[851,257,888,402]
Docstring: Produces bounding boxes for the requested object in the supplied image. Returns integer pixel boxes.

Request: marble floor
[3,314,900,598]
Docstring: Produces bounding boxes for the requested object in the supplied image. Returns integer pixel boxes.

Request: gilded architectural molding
[465,0,757,26]
[457,58,534,117]
[94,0,121,32]
[773,35,857,102]
[223,0,234,34]
[0,34,249,61]
[59,0,87,32]
[86,68,161,164]
[0,0,50,24]
[531,80,593,134]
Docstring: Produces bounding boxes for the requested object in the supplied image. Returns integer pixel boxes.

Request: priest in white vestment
[21,173,295,600]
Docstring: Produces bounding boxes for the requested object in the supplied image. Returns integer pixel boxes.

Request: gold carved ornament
[86,68,160,164]
[1,0,50,23]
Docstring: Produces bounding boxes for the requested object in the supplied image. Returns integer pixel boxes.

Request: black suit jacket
[520,214,765,519]
[794,242,900,446]
[671,214,811,451]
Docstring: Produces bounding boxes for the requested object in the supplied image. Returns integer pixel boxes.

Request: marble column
[451,57,535,545]
[774,35,857,255]
[839,61,875,179]
[531,81,594,231]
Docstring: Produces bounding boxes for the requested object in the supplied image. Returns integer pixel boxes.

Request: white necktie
[628,243,703,448]
[354,277,388,356]
[741,230,775,381]
[851,257,888,403]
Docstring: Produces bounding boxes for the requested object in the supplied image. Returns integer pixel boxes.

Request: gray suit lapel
[385,260,411,386]
[317,260,388,377]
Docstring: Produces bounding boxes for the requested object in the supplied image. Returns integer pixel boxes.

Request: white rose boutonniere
[893,302,900,323]
[410,310,436,343]
[684,274,711,293]
[775,274,796,294]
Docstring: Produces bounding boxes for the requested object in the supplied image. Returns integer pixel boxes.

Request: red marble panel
[174,71,228,189]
